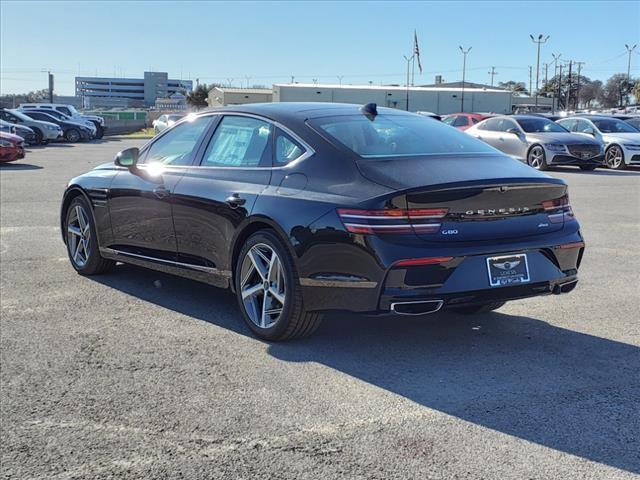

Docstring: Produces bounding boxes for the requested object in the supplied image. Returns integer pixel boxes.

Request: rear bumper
[299,226,584,314]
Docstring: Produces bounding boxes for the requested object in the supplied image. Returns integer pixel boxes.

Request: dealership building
[273,83,554,114]
[75,71,193,107]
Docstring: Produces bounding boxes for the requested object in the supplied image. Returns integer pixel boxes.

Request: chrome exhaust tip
[390,300,444,316]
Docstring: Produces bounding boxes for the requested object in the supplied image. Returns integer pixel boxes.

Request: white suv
[19,104,106,139]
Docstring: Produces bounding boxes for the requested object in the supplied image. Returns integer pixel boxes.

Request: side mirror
[506,127,521,135]
[115,147,139,168]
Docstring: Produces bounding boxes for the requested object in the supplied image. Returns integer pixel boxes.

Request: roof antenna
[360,103,378,120]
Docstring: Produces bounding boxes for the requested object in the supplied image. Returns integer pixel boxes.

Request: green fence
[85,111,147,121]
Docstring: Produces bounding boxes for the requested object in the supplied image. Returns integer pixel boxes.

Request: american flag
[414,30,423,74]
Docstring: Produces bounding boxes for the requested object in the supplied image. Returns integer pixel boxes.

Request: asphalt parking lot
[1,140,639,480]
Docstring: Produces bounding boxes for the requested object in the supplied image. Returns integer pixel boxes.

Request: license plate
[486,253,530,287]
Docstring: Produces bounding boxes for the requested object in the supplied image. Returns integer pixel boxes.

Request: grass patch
[121,128,155,138]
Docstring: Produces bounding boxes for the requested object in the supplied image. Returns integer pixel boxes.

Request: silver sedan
[465,115,604,171]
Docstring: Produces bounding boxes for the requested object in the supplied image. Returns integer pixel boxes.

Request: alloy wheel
[67,205,91,268]
[67,129,80,142]
[529,146,545,169]
[605,146,623,169]
[239,243,286,329]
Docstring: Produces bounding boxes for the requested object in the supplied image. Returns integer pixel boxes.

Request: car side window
[452,116,468,127]
[575,120,594,133]
[480,118,500,131]
[472,117,480,124]
[201,116,273,167]
[57,107,71,116]
[559,119,575,132]
[499,119,518,132]
[442,116,456,125]
[275,129,305,165]
[142,115,213,166]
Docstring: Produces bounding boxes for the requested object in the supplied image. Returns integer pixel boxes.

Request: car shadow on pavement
[0,163,43,170]
[550,166,640,176]
[92,264,640,475]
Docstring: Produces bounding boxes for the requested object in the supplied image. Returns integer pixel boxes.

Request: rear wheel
[579,165,597,171]
[65,128,81,143]
[235,230,322,341]
[65,196,115,275]
[605,145,626,170]
[450,301,506,314]
[527,145,548,170]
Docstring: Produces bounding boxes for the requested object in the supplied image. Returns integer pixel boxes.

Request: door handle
[225,193,246,209]
[153,186,170,199]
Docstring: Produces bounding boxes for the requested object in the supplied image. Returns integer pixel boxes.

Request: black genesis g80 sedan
[60,103,584,340]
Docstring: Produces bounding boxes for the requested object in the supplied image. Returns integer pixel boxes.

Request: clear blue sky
[1,0,638,95]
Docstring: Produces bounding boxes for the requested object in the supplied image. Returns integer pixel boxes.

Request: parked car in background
[0,119,37,145]
[21,111,93,142]
[19,103,106,138]
[0,131,26,163]
[152,114,185,134]
[557,115,640,170]
[0,108,63,144]
[466,115,604,170]
[18,106,97,137]
[415,111,442,121]
[60,103,584,340]
[442,113,495,131]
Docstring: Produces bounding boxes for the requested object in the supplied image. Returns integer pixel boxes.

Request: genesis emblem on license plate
[486,253,530,287]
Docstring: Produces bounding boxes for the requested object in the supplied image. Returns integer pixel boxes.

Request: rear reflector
[337,208,448,235]
[393,256,453,267]
[558,241,585,249]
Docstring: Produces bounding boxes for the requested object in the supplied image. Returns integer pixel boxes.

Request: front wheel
[450,302,506,314]
[605,145,626,170]
[32,128,43,145]
[65,128,81,143]
[235,230,322,341]
[65,196,115,275]
[527,145,548,170]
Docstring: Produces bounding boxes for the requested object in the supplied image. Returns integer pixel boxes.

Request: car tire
[527,145,548,170]
[605,145,626,170]
[32,128,43,145]
[64,196,115,275]
[65,128,81,143]
[235,230,322,341]
[93,123,104,139]
[450,301,506,314]
[579,165,597,171]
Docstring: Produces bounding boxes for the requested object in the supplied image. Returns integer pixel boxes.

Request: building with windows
[75,71,193,107]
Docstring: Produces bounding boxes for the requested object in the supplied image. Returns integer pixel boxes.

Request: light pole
[488,66,498,87]
[459,46,471,112]
[337,75,344,86]
[403,54,414,111]
[530,34,550,108]
[625,44,637,106]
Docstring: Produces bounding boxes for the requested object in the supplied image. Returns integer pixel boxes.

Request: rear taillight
[393,256,453,267]
[542,194,574,224]
[337,208,448,235]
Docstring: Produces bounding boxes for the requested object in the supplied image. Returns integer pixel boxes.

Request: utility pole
[544,63,549,91]
[459,46,472,112]
[47,71,54,103]
[290,75,295,84]
[529,66,533,97]
[566,60,573,110]
[403,54,414,111]
[488,66,498,87]
[551,53,562,113]
[557,64,563,110]
[575,61,585,110]
[625,44,637,106]
[530,34,550,108]
[337,75,344,86]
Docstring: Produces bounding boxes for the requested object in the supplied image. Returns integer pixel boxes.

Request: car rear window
[309,114,495,158]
